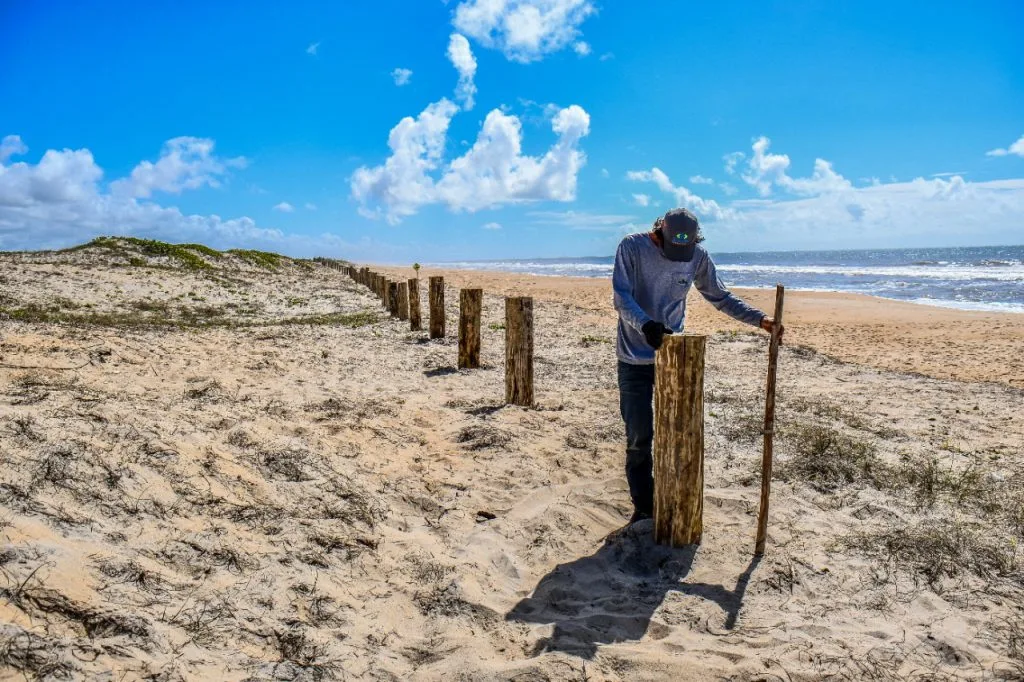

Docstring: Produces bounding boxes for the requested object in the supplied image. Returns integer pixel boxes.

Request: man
[613,208,781,523]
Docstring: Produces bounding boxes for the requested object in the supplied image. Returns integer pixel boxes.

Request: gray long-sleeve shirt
[613,232,765,365]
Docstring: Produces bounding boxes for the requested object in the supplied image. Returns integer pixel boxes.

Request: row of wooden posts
[339,264,784,556]
[341,265,535,407]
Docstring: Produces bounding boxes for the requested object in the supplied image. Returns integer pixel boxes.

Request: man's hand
[641,321,673,350]
[760,316,784,339]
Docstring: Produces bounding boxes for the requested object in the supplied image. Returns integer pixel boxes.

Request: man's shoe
[629,510,652,524]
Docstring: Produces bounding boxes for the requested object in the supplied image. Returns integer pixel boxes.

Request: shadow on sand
[506,520,761,659]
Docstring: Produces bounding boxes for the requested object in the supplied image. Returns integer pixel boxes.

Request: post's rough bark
[429,276,445,340]
[653,334,706,547]
[505,297,534,406]
[387,281,399,318]
[398,282,410,321]
[408,278,422,331]
[458,289,482,369]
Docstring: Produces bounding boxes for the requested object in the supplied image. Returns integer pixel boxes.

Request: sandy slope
[0,245,1021,681]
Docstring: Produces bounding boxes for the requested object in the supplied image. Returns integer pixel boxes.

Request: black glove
[641,321,672,350]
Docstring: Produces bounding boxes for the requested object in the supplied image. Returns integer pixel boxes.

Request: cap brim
[663,241,697,262]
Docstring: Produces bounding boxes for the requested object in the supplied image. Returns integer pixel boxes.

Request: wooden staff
[755,284,785,556]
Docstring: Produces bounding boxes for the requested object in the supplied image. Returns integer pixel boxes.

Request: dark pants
[617,360,655,515]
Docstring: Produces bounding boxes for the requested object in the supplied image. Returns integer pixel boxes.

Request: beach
[378,265,1024,387]
[0,242,1022,680]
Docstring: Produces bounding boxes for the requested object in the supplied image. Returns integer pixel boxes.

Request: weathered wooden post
[458,289,482,369]
[429,276,445,340]
[653,334,706,547]
[397,281,410,321]
[408,278,422,331]
[387,281,399,318]
[505,297,534,406]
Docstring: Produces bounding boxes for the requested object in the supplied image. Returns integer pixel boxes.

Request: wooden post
[505,297,534,406]
[397,281,410,321]
[653,334,706,548]
[408,278,422,331]
[429,276,445,340]
[387,281,399,318]
[458,289,482,369]
[755,285,785,556]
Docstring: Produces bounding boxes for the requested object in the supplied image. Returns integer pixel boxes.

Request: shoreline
[369,264,1024,388]
[417,264,1024,315]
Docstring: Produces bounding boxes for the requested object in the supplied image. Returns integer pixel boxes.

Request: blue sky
[1,0,1022,261]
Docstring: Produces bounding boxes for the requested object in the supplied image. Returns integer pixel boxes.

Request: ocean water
[436,245,1024,313]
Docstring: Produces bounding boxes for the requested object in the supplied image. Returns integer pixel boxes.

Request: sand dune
[0,242,1021,680]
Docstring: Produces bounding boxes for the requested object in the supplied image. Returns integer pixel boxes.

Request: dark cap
[660,208,699,262]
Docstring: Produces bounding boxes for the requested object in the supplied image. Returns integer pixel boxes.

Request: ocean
[436,245,1024,313]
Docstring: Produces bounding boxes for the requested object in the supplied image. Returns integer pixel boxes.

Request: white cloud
[987,134,1024,158]
[721,175,1024,250]
[741,136,852,197]
[305,202,317,210]
[573,41,591,56]
[689,175,714,185]
[626,168,729,220]
[453,0,596,63]
[631,193,650,207]
[391,68,413,86]
[482,221,502,230]
[527,210,636,231]
[0,135,28,163]
[110,137,247,199]
[719,182,738,196]
[0,136,283,252]
[351,101,590,222]
[600,168,609,178]
[599,52,614,61]
[723,151,744,175]
[273,202,295,212]
[446,34,477,109]
[306,42,320,56]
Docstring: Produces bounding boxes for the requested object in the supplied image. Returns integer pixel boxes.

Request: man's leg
[617,360,655,519]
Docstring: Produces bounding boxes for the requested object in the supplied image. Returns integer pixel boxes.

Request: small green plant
[488,322,505,331]
[580,335,611,347]
[228,249,286,269]
[83,236,216,271]
[413,263,421,276]
[775,424,880,492]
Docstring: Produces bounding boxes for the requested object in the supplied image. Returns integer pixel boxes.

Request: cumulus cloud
[351,101,590,222]
[723,151,744,175]
[0,135,28,163]
[689,175,714,185]
[626,168,729,220]
[740,136,851,197]
[0,135,281,252]
[446,34,477,109]
[573,41,591,57]
[273,202,295,212]
[633,136,1024,249]
[986,134,1024,158]
[482,221,502,230]
[722,175,1024,249]
[631,193,650,206]
[391,68,413,87]
[110,136,247,199]
[453,0,596,63]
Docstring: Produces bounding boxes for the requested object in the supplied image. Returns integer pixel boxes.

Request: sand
[374,266,1024,388]
[0,243,1021,681]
